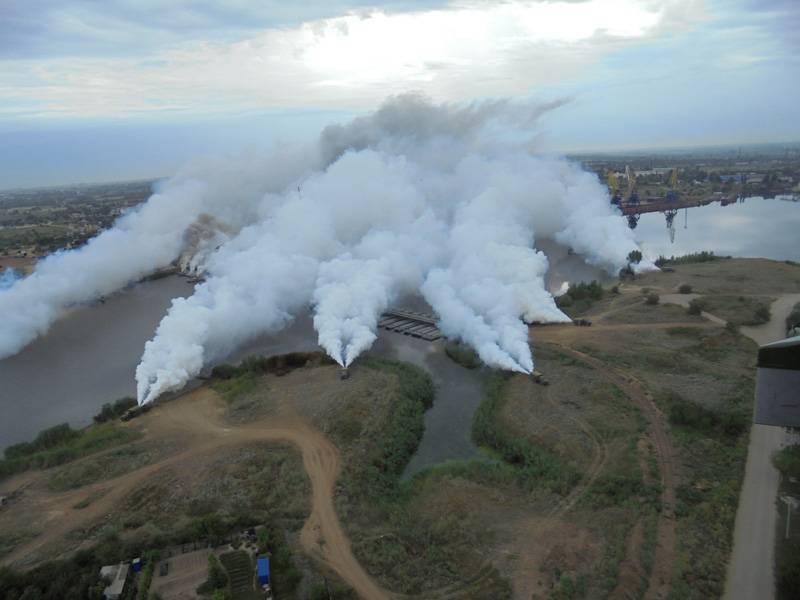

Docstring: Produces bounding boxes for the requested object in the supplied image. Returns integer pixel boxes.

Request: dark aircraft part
[754,336,800,426]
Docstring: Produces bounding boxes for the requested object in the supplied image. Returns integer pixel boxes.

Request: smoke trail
[0,94,653,402]
[0,148,320,360]
[0,268,20,291]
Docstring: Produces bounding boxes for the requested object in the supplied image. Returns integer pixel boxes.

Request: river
[1,196,798,459]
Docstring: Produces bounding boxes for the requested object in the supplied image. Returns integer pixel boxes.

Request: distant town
[2,147,798,270]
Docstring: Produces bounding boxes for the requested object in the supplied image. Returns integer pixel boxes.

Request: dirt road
[2,388,390,600]
[542,343,677,600]
[723,293,800,600]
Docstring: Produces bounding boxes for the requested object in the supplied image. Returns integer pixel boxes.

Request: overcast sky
[1,0,798,188]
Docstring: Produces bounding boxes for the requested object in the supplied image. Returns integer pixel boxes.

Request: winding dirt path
[541,383,609,520]
[1,388,390,600]
[540,342,677,600]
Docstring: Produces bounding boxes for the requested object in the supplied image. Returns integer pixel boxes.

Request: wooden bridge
[379,309,442,341]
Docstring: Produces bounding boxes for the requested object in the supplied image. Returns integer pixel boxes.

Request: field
[1,258,797,599]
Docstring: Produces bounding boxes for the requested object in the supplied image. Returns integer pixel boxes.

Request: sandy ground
[0,255,37,275]
[0,387,390,600]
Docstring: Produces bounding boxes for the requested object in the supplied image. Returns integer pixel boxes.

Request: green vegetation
[255,523,303,596]
[0,530,38,560]
[664,390,747,440]
[678,284,693,294]
[334,361,508,596]
[645,293,659,305]
[687,298,705,315]
[344,359,434,500]
[473,373,580,495]
[0,530,148,599]
[444,340,481,369]
[774,445,800,480]
[774,445,800,600]
[211,352,333,402]
[136,550,159,600]
[786,301,800,334]
[47,445,153,491]
[655,251,729,267]
[556,280,605,316]
[693,295,773,326]
[93,397,138,423]
[219,551,256,599]
[577,325,755,599]
[199,553,229,596]
[211,371,258,403]
[0,422,138,481]
[0,224,73,254]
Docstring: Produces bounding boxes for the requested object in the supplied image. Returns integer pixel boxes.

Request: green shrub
[1,422,136,481]
[679,284,693,294]
[655,251,729,267]
[774,445,800,479]
[778,537,800,600]
[472,373,579,495]
[786,303,800,333]
[4,423,79,459]
[687,299,706,316]
[93,397,137,423]
[667,393,747,439]
[352,360,435,499]
[750,304,771,325]
[136,550,160,600]
[645,293,659,305]
[444,341,481,369]
[207,554,228,590]
[556,280,605,315]
[210,363,239,379]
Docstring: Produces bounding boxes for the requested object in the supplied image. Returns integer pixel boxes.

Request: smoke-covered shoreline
[0,95,654,404]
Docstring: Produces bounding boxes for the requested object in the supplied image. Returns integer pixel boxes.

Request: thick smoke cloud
[0,268,21,291]
[0,94,653,404]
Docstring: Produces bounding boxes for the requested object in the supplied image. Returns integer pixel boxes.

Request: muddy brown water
[2,196,797,456]
[0,276,486,477]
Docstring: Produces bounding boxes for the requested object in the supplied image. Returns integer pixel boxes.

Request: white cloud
[2,0,702,120]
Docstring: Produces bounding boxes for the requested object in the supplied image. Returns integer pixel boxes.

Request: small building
[99,562,130,600]
[256,557,270,587]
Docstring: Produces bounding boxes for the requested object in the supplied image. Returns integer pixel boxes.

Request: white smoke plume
[0,94,653,403]
[0,268,21,291]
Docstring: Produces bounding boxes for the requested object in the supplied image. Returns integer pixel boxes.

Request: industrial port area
[1,2,799,598]
[0,142,799,599]
[2,146,798,273]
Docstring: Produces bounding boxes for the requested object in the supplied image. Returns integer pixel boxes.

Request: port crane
[663,167,679,241]
[623,166,641,228]
[608,170,621,205]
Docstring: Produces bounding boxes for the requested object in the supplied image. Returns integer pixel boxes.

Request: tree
[207,555,228,590]
[627,250,642,265]
[256,528,270,553]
